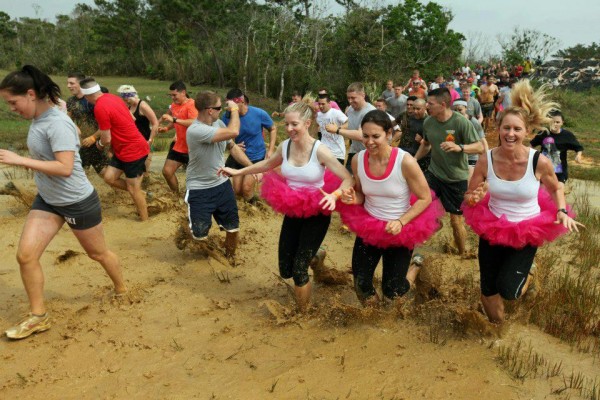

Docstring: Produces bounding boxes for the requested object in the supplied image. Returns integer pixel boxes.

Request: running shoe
[411,253,424,266]
[5,313,51,339]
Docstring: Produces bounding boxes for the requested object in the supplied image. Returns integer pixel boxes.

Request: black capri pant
[278,214,331,287]
[352,236,413,300]
[478,237,537,300]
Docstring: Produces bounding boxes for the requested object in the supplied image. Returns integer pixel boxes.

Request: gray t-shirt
[466,97,482,119]
[186,119,229,190]
[468,117,485,162]
[348,102,376,154]
[27,107,93,206]
[386,94,408,119]
[381,89,394,100]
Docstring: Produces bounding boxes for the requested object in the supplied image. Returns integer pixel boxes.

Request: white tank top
[358,148,411,221]
[281,139,325,190]
[487,148,540,222]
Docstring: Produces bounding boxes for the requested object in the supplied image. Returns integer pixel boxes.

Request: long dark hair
[0,65,61,105]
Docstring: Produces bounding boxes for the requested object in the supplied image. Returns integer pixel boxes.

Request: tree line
[0,0,464,107]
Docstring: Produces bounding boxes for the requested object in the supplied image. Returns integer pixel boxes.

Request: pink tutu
[337,192,444,249]
[462,188,573,248]
[260,170,341,218]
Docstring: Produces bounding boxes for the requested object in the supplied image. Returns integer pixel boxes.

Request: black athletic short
[468,158,478,167]
[481,102,495,118]
[224,154,264,170]
[185,180,239,240]
[478,237,537,300]
[79,145,109,174]
[32,190,102,230]
[425,171,467,215]
[166,147,189,165]
[109,154,147,178]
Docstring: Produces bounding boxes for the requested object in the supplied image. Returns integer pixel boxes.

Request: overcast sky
[3,0,598,55]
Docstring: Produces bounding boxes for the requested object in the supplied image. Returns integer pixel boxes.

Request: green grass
[552,88,600,165]
[0,69,284,150]
[0,71,598,180]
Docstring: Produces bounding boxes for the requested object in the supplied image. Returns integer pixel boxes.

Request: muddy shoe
[310,247,327,271]
[5,313,51,339]
[411,253,424,266]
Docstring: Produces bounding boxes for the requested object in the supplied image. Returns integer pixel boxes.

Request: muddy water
[0,155,598,399]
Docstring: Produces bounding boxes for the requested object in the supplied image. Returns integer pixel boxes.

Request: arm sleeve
[529,134,542,147]
[565,131,584,152]
[189,123,219,144]
[186,102,199,119]
[261,109,274,129]
[460,117,480,144]
[336,110,349,126]
[47,120,79,152]
[94,104,111,131]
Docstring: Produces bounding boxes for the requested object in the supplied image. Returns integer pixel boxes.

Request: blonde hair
[284,101,314,121]
[498,79,559,134]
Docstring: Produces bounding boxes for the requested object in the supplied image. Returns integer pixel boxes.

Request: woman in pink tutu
[339,110,444,306]
[218,102,353,311]
[463,80,583,324]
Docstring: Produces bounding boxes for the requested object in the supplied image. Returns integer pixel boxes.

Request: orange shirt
[409,87,427,99]
[170,98,198,154]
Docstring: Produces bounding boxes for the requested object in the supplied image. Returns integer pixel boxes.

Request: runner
[186,91,252,261]
[452,99,489,182]
[117,85,159,176]
[218,102,353,311]
[325,82,376,174]
[337,110,443,306]
[463,80,583,324]
[530,110,584,188]
[477,76,499,131]
[159,81,198,193]
[80,78,150,221]
[414,88,483,256]
[66,72,109,177]
[222,88,277,202]
[0,65,127,339]
[316,94,348,164]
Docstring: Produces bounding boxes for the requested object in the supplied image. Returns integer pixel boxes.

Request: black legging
[478,237,537,300]
[278,214,331,286]
[352,236,412,300]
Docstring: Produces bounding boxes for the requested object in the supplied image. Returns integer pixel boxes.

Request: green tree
[497,27,559,65]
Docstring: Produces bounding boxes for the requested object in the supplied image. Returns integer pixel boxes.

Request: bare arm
[212,102,240,143]
[316,145,354,211]
[219,142,284,177]
[324,122,362,141]
[140,101,159,143]
[228,140,252,167]
[341,154,365,206]
[414,139,432,161]
[0,150,74,177]
[383,155,432,235]
[440,140,483,155]
[267,125,277,158]
[537,155,582,231]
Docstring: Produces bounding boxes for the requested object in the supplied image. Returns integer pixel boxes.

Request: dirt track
[0,158,597,399]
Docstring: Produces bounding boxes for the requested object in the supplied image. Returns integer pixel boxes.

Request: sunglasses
[205,106,222,111]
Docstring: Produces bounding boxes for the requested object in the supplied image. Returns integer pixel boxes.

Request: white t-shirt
[316,108,348,160]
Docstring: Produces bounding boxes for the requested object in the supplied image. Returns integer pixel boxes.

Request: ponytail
[0,65,61,105]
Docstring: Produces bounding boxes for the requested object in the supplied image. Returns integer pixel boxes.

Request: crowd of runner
[0,62,585,339]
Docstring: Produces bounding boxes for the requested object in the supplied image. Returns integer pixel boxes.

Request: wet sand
[0,158,598,399]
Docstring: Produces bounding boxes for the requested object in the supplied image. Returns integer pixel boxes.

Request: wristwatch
[173,117,178,124]
[557,208,568,215]
[458,144,464,152]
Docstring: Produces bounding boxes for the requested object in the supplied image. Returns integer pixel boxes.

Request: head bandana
[81,84,101,96]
